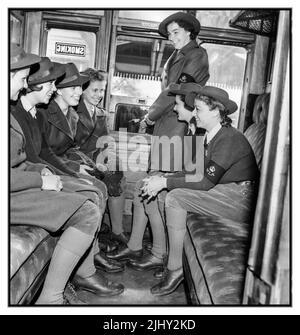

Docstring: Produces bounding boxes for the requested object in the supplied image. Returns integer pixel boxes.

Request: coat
[148,40,209,172]
[11,99,79,177]
[74,99,109,161]
[10,114,96,232]
[36,100,108,199]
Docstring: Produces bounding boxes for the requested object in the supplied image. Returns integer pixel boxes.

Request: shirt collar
[84,100,96,119]
[20,95,37,118]
[205,123,222,144]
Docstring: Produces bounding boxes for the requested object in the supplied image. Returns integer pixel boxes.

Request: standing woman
[117,12,210,267]
[142,86,259,295]
[10,43,123,304]
[141,11,209,172]
[75,68,127,246]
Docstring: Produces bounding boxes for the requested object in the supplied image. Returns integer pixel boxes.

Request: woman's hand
[41,175,63,192]
[79,164,94,175]
[140,176,167,200]
[41,167,53,176]
[96,162,108,172]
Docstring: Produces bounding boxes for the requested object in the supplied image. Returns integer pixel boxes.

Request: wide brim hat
[10,43,41,70]
[186,86,238,115]
[27,57,65,86]
[168,82,203,110]
[158,12,201,38]
[56,63,89,88]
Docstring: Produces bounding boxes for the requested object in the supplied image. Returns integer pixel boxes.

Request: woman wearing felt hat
[10,44,124,304]
[140,11,209,171]
[141,86,259,296]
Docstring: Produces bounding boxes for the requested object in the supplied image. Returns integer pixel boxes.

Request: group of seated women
[10,42,259,304]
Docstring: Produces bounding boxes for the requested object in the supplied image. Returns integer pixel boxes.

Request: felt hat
[10,43,41,70]
[56,63,89,88]
[27,57,65,85]
[186,86,238,114]
[158,12,201,38]
[169,82,203,110]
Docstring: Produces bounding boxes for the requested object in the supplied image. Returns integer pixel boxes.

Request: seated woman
[11,57,124,275]
[142,86,259,295]
[106,83,202,275]
[74,68,127,246]
[10,44,124,304]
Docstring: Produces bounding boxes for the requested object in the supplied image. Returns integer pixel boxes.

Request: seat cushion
[10,225,58,304]
[183,213,252,305]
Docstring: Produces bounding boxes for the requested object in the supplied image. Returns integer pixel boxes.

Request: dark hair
[177,94,194,112]
[195,94,232,127]
[81,68,107,82]
[174,19,198,40]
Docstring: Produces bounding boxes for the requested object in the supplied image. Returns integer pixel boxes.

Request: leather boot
[94,251,125,273]
[128,252,164,271]
[72,271,124,297]
[106,244,143,261]
[151,268,184,296]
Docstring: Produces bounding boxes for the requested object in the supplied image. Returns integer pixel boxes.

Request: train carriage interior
[9,8,290,306]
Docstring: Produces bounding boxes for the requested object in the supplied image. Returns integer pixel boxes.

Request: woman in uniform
[75,68,127,247]
[141,86,259,295]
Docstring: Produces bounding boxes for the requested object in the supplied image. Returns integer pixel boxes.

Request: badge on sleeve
[205,160,225,184]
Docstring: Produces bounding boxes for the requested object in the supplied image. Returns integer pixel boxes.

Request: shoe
[150,268,184,296]
[128,252,164,271]
[111,232,129,245]
[94,251,125,273]
[72,271,124,297]
[63,283,87,305]
[106,244,143,261]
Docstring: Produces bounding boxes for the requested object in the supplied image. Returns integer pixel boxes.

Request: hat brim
[158,12,201,38]
[188,91,238,115]
[56,74,89,88]
[11,53,41,71]
[28,63,66,86]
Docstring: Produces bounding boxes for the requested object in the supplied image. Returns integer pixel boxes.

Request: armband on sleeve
[205,160,226,185]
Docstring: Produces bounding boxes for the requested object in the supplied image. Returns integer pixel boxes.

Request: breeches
[165,183,256,229]
[63,200,100,236]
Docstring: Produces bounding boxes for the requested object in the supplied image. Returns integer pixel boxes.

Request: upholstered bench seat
[183,213,252,305]
[10,226,58,305]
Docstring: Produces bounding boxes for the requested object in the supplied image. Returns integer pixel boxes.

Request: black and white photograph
[2,1,296,319]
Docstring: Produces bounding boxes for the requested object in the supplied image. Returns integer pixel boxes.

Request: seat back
[244,93,270,170]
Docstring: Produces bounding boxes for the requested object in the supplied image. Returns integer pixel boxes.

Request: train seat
[183,93,270,305]
[10,225,58,304]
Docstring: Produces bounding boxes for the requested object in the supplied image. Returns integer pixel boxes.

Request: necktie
[204,136,208,156]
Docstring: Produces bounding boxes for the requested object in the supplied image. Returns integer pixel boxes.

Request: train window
[45,28,96,71]
[196,10,241,30]
[203,43,247,127]
[114,103,149,133]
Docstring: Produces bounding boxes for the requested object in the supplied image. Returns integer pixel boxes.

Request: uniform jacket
[74,99,109,161]
[37,100,108,199]
[37,99,96,172]
[148,40,210,172]
[10,114,92,232]
[11,99,79,177]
